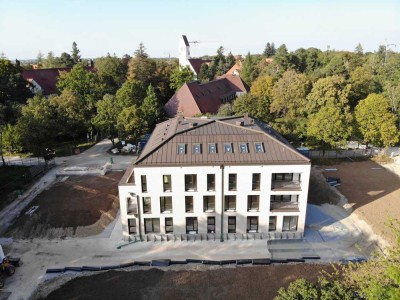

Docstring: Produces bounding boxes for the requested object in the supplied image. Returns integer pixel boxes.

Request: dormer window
[208,143,217,153]
[239,143,248,153]
[177,144,186,154]
[224,143,233,153]
[193,143,202,154]
[255,142,264,153]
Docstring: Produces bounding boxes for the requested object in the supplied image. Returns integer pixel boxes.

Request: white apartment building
[119,115,311,242]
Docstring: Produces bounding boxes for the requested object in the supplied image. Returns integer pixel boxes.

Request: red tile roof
[22,68,71,95]
[164,75,249,117]
[188,58,211,74]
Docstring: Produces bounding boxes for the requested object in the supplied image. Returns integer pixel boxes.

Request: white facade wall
[178,37,191,70]
[119,164,310,241]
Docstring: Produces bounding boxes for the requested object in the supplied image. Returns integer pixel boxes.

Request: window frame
[185,196,194,213]
[239,143,249,153]
[203,195,215,212]
[271,195,296,202]
[252,173,260,191]
[160,196,173,213]
[282,216,298,232]
[128,218,137,234]
[207,174,215,191]
[224,195,236,211]
[144,218,160,234]
[207,216,216,233]
[163,175,172,192]
[247,195,260,211]
[224,143,233,153]
[254,142,264,153]
[184,174,197,191]
[272,173,293,181]
[186,217,198,234]
[165,217,173,234]
[141,175,147,193]
[269,216,277,232]
[142,197,151,214]
[228,216,236,233]
[193,143,202,154]
[247,216,259,233]
[177,143,186,154]
[208,143,217,154]
[228,173,237,191]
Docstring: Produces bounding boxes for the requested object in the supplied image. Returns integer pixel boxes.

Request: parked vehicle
[326,176,341,186]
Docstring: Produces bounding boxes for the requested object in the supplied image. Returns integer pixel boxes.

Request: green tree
[1,123,22,153]
[141,85,164,131]
[273,44,292,73]
[170,66,194,91]
[117,105,143,140]
[355,43,364,55]
[355,93,398,147]
[241,52,258,86]
[198,64,212,83]
[95,54,128,94]
[233,94,259,118]
[271,70,311,138]
[263,42,276,58]
[71,41,81,64]
[217,103,234,117]
[127,43,157,86]
[92,94,119,145]
[348,66,381,108]
[16,95,58,157]
[59,52,74,67]
[115,80,146,109]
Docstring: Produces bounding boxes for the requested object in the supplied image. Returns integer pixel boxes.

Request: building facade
[119,116,310,241]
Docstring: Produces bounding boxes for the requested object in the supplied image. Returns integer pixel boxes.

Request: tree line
[220,42,399,149]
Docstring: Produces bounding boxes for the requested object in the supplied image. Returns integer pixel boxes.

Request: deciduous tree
[169,66,194,91]
[92,94,119,145]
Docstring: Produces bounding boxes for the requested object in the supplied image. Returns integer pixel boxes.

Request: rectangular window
[207,217,216,233]
[228,216,236,233]
[160,196,173,213]
[252,173,260,191]
[273,173,293,181]
[269,216,277,232]
[228,174,237,191]
[141,175,147,193]
[177,144,186,154]
[144,218,160,234]
[247,195,260,211]
[184,174,197,191]
[185,196,193,212]
[224,195,236,211]
[208,143,217,153]
[203,196,215,212]
[128,218,137,234]
[127,197,138,215]
[186,217,198,234]
[283,216,298,232]
[247,216,259,233]
[224,143,233,153]
[142,197,151,214]
[239,143,248,153]
[207,174,215,191]
[163,175,172,192]
[165,217,173,234]
[255,142,264,153]
[271,195,295,202]
[193,143,202,154]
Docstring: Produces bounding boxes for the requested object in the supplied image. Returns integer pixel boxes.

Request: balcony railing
[271,180,301,191]
[270,201,299,212]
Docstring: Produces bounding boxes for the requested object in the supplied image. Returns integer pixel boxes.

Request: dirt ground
[6,172,123,239]
[320,160,400,245]
[37,264,335,300]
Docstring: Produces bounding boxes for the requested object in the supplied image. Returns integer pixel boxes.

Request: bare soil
[6,172,123,239]
[38,264,335,300]
[320,160,400,245]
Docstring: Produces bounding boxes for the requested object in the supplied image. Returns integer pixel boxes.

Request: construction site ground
[6,172,123,239]
[35,264,335,300]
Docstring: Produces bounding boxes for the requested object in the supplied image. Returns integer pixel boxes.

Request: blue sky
[1,0,399,59]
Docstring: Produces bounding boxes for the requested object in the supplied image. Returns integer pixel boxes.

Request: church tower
[179,35,191,68]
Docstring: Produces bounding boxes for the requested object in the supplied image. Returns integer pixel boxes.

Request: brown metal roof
[135,116,310,166]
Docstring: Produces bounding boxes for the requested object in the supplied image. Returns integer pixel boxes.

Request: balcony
[270,201,299,212]
[271,180,301,191]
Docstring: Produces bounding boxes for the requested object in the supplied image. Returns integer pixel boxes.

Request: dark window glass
[142,197,151,214]
[255,142,264,153]
[177,144,186,154]
[186,217,198,234]
[203,196,215,212]
[144,218,160,233]
[228,174,237,191]
[207,174,215,191]
[269,216,277,232]
[207,217,215,233]
[165,217,173,233]
[224,195,236,211]
[185,196,193,212]
[141,175,147,192]
[247,216,258,233]
[208,143,217,153]
[163,175,172,192]
[283,216,298,231]
[193,143,202,154]
[160,196,173,213]
[128,218,136,234]
[239,143,248,153]
[224,143,233,153]
[247,195,259,211]
[185,174,197,191]
[228,216,236,233]
[252,173,260,190]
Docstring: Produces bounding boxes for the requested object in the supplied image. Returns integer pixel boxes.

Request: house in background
[179,35,211,77]
[164,74,249,117]
[118,115,311,242]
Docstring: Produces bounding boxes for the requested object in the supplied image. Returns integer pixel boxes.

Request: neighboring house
[164,74,249,117]
[118,115,311,242]
[179,35,211,76]
[226,60,243,76]
[22,68,72,96]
